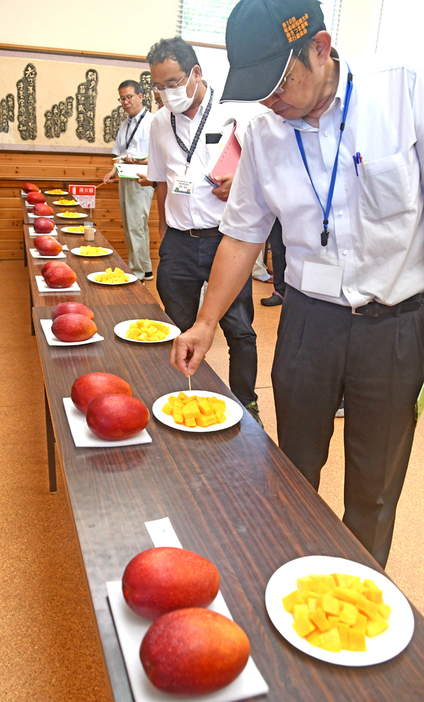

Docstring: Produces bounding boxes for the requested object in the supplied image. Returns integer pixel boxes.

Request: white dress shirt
[221,55,424,308]
[112,107,154,159]
[147,85,228,230]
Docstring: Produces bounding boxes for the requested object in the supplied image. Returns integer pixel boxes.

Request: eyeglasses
[152,71,190,92]
[274,49,303,94]
[118,94,138,103]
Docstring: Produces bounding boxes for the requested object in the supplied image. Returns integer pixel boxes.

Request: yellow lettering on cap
[282,13,309,43]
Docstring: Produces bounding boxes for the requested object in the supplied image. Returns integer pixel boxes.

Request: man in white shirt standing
[171,0,424,568]
[146,37,261,425]
[103,80,155,282]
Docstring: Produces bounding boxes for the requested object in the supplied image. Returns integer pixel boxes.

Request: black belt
[352,293,424,317]
[185,228,221,238]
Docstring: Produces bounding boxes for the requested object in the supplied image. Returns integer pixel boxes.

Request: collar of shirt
[127,106,146,126]
[284,56,347,133]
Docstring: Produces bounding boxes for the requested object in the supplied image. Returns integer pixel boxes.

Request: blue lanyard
[295,66,353,246]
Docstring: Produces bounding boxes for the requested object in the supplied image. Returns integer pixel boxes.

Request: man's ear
[193,64,203,82]
[313,31,332,66]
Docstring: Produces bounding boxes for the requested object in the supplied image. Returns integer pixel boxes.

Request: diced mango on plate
[282,572,391,652]
[94,267,130,283]
[79,246,109,255]
[163,393,227,428]
[126,319,169,341]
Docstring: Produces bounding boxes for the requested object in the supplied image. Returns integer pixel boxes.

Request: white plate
[52,199,78,206]
[114,319,181,344]
[57,212,88,219]
[30,247,67,259]
[87,271,138,285]
[29,227,58,236]
[61,226,96,234]
[63,397,152,448]
[40,319,104,346]
[106,582,268,702]
[44,190,68,195]
[28,212,54,219]
[71,247,113,257]
[35,275,81,293]
[265,555,414,667]
[152,390,243,433]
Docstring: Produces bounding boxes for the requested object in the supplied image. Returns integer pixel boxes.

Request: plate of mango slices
[71,246,112,257]
[114,318,181,343]
[57,211,88,219]
[265,555,414,666]
[152,390,243,432]
[53,199,78,206]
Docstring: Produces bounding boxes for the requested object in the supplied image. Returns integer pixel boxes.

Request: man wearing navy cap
[171,0,424,567]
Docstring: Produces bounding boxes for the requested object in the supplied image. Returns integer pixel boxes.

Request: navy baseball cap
[221,0,326,102]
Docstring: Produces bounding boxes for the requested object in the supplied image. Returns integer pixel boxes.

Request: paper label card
[301,255,345,298]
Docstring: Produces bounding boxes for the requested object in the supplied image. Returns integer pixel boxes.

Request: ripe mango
[122,547,220,620]
[140,608,250,695]
[23,182,39,193]
[71,372,132,413]
[43,265,76,289]
[34,235,62,257]
[51,313,97,342]
[33,203,54,217]
[41,261,70,278]
[86,394,149,440]
[52,302,94,321]
[27,191,46,205]
[34,217,55,233]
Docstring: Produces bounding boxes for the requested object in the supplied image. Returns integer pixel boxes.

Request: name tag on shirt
[301,254,345,298]
[173,175,194,195]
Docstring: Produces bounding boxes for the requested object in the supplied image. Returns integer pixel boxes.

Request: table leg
[23,229,28,267]
[30,283,35,336]
[45,389,57,494]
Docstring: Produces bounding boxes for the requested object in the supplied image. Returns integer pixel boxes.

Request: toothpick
[188,375,192,392]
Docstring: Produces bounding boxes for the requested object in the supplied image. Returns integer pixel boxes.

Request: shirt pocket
[358,150,413,223]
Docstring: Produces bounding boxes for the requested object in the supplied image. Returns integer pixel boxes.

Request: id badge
[301,252,345,298]
[173,175,194,195]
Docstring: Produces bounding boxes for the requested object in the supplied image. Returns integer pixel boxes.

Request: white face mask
[159,69,198,114]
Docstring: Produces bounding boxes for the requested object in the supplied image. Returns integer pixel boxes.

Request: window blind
[177,0,345,48]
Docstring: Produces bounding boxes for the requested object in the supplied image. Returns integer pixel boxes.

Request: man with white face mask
[146,37,261,425]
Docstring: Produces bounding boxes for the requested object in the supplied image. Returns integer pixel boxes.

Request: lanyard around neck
[125,109,146,150]
[295,66,353,247]
[171,88,214,172]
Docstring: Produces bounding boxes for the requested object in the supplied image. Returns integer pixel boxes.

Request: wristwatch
[152,181,158,189]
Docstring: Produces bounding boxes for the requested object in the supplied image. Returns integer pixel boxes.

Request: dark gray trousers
[272,285,424,567]
[157,228,258,407]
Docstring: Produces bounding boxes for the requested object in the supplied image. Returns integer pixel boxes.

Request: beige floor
[1,258,423,702]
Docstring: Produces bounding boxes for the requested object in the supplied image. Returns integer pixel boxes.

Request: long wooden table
[32,302,424,702]
[23,185,424,702]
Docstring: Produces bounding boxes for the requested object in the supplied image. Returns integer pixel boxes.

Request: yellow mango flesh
[163,395,227,428]
[94,267,129,283]
[283,572,391,653]
[126,319,170,342]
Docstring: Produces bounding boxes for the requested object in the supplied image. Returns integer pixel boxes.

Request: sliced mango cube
[283,571,391,654]
[162,395,227,429]
[292,614,316,638]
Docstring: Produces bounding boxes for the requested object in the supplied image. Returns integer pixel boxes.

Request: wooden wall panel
[0,152,160,262]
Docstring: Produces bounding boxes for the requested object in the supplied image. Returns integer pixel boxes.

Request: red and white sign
[69,185,96,209]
